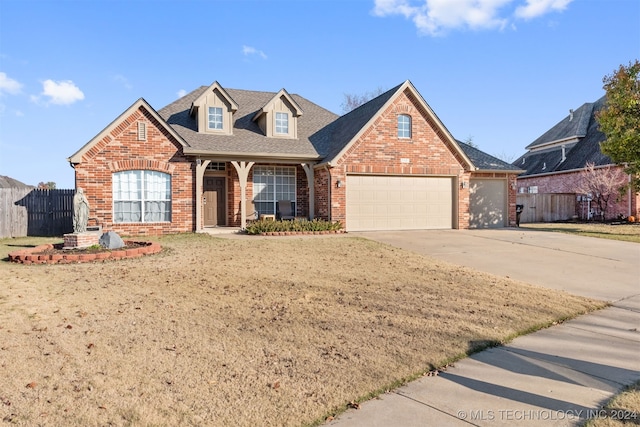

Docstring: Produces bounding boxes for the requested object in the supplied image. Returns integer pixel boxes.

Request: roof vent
[522,157,525,164]
[561,145,566,162]
[569,109,574,121]
[542,162,546,170]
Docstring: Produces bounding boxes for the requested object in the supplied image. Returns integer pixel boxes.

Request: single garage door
[469,179,506,228]
[346,175,453,231]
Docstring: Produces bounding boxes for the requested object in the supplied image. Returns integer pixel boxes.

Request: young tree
[596,60,640,189]
[340,87,386,113]
[37,181,57,190]
[575,162,628,221]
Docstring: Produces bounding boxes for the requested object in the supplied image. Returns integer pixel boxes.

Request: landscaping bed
[7,241,161,264]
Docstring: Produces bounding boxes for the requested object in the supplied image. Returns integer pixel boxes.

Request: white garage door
[469,179,506,228]
[346,175,453,231]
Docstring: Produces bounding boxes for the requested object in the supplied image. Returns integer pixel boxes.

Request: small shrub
[245,218,342,235]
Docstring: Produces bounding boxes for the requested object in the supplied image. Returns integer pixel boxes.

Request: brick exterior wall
[76,90,521,236]
[328,88,518,229]
[74,106,194,236]
[517,168,639,220]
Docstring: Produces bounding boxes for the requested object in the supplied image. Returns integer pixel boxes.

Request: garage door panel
[469,179,506,228]
[346,175,453,231]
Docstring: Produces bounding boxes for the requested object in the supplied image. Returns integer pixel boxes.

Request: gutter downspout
[629,173,632,218]
[326,165,332,221]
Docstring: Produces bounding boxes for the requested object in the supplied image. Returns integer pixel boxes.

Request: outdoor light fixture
[336,180,343,188]
[460,181,468,189]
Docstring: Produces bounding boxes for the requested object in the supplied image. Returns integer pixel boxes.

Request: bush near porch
[245,218,343,235]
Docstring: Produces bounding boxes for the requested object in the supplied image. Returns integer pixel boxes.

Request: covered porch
[192,156,318,231]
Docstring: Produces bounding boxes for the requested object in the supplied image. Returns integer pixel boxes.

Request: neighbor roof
[0,175,33,189]
[514,96,612,177]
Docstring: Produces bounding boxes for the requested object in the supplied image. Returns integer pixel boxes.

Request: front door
[203,177,226,226]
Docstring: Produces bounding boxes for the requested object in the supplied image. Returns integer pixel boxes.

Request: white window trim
[252,165,296,216]
[398,114,411,139]
[208,106,224,131]
[275,112,289,135]
[113,170,172,223]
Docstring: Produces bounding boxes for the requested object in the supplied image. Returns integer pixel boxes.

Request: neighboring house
[68,80,522,235]
[513,96,638,220]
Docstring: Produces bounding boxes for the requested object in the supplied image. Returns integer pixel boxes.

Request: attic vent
[137,122,147,141]
[569,109,574,122]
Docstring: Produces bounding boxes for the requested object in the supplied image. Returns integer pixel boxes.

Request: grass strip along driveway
[0,234,603,426]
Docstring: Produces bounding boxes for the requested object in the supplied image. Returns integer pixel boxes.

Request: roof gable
[190,81,238,116]
[68,98,188,164]
[526,100,597,150]
[252,88,303,122]
[319,80,474,170]
[514,96,612,176]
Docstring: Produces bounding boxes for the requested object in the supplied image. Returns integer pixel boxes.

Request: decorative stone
[99,231,125,249]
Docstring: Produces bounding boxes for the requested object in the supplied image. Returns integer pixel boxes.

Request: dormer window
[275,112,289,135]
[190,82,238,136]
[253,88,303,139]
[208,107,223,130]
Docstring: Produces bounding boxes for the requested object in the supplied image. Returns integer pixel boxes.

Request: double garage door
[346,175,454,231]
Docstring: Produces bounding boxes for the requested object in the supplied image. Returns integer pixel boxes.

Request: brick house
[67,80,522,235]
[513,96,639,220]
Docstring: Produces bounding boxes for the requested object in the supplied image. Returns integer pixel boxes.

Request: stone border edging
[8,241,162,265]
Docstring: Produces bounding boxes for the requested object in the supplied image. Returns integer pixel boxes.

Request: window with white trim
[275,112,289,134]
[252,166,296,216]
[208,107,223,130]
[398,114,411,138]
[113,170,171,223]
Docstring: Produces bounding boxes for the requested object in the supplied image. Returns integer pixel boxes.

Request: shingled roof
[457,142,523,172]
[158,87,338,159]
[0,175,33,189]
[514,96,612,177]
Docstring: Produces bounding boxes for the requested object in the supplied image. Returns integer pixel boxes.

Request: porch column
[302,163,315,219]
[231,161,255,229]
[194,160,211,232]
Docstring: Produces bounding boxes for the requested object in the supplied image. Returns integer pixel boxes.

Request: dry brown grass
[522,222,640,243]
[0,234,604,427]
[584,381,640,427]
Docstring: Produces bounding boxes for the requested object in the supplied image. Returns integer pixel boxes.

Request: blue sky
[0,0,638,189]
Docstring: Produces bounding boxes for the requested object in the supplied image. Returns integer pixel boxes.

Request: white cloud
[0,72,23,95]
[515,0,572,19]
[242,45,268,59]
[373,0,573,35]
[112,74,133,90]
[177,89,187,98]
[34,79,85,105]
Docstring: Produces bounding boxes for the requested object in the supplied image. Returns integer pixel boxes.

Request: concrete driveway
[327,229,640,426]
[351,228,640,302]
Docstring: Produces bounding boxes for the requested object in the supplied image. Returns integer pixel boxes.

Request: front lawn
[522,222,640,243]
[0,234,604,426]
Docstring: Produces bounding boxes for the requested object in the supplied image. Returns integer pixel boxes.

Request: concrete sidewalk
[326,229,640,426]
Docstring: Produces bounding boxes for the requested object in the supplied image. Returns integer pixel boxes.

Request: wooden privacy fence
[516,193,576,224]
[0,188,74,238]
